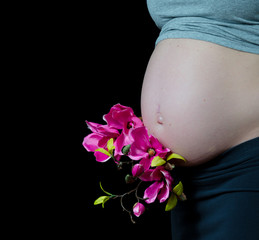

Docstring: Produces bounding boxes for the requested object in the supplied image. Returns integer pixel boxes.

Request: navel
[157,113,164,124]
[156,104,164,124]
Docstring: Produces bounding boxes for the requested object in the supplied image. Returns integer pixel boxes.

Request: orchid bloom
[82,121,120,162]
[103,104,143,131]
[103,104,134,129]
[140,166,173,204]
[128,127,170,169]
[103,104,143,157]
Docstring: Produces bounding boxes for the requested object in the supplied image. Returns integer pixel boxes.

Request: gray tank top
[147,0,259,54]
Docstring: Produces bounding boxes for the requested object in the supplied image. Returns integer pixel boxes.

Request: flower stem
[111,181,143,224]
[120,197,136,224]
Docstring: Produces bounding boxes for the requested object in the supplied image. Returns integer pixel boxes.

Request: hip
[170,137,259,240]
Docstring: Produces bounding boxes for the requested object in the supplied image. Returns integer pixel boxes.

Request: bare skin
[141,39,259,166]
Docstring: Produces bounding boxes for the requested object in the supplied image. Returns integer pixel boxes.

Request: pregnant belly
[141,39,259,165]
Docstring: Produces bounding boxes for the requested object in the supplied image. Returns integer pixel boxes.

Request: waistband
[176,137,259,200]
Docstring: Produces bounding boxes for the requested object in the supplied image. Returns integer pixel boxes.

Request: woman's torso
[141,39,259,165]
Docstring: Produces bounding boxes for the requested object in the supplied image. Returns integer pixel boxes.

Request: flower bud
[122,144,131,155]
[125,174,135,184]
[165,162,175,171]
[117,162,124,170]
[178,193,187,201]
[133,202,145,217]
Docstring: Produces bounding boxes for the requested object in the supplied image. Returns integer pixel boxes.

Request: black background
[78,1,172,239]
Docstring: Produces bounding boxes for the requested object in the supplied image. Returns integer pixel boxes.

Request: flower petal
[82,133,103,152]
[114,131,133,156]
[139,169,154,181]
[129,144,149,160]
[160,169,173,187]
[85,121,102,132]
[144,181,164,204]
[128,127,151,160]
[130,127,150,151]
[149,135,163,150]
[94,151,111,162]
[149,135,170,157]
[132,164,144,177]
[139,168,163,182]
[86,121,119,137]
[157,183,170,203]
[139,157,152,171]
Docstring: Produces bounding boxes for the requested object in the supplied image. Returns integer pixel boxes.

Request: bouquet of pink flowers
[82,104,186,223]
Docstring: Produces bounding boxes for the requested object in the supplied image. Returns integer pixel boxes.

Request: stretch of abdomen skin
[141,39,259,166]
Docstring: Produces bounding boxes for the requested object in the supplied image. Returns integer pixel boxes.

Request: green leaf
[151,156,166,167]
[99,182,112,196]
[95,148,110,156]
[173,181,183,196]
[165,194,178,211]
[166,153,186,162]
[94,196,110,208]
[107,138,115,153]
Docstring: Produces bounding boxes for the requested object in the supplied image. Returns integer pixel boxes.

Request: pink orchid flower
[103,104,135,129]
[82,121,120,162]
[103,104,143,157]
[128,127,170,167]
[133,202,145,217]
[140,166,173,204]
